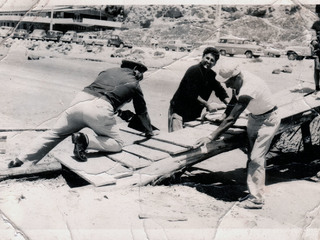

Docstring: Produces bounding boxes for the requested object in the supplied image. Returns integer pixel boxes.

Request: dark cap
[202,47,220,61]
[121,59,148,73]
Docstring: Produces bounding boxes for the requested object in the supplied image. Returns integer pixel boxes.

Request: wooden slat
[194,123,246,135]
[136,138,189,155]
[108,151,151,170]
[0,161,62,181]
[133,132,246,186]
[75,171,116,187]
[152,127,214,148]
[123,144,170,161]
[119,129,146,146]
[184,120,203,127]
[53,152,137,187]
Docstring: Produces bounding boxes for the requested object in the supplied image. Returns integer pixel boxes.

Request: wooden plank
[123,144,170,161]
[119,129,146,146]
[152,127,217,148]
[75,171,116,187]
[136,138,189,155]
[194,123,246,135]
[184,120,203,127]
[108,151,151,170]
[53,152,126,187]
[131,132,246,186]
[0,161,62,181]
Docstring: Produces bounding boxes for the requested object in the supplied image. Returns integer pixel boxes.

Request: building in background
[0,5,124,33]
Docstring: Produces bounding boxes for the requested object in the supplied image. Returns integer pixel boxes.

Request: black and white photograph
[0,0,320,239]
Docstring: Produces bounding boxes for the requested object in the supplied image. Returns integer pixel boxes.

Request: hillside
[116,4,318,48]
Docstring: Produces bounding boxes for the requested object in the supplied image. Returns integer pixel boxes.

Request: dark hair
[202,47,220,61]
[316,5,320,13]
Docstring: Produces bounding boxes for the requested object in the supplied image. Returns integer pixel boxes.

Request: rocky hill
[115,4,319,48]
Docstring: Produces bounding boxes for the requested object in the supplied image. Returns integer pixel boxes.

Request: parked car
[107,35,132,48]
[28,29,46,41]
[163,40,193,52]
[263,46,282,58]
[44,30,63,42]
[12,29,29,39]
[80,34,108,46]
[0,26,14,38]
[214,36,263,58]
[285,45,312,60]
[60,31,77,43]
[74,33,85,44]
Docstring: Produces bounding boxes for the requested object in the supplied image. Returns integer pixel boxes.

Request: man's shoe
[237,197,264,209]
[72,133,88,162]
[8,158,24,168]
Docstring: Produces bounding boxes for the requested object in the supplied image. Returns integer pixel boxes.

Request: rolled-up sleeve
[132,83,148,115]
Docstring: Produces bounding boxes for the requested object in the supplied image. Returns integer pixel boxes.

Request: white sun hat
[217,64,241,82]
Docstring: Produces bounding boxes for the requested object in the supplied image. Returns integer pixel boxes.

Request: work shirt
[237,71,275,115]
[83,67,153,134]
[83,67,148,115]
[170,63,228,122]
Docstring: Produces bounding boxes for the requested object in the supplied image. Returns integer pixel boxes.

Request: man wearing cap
[168,47,229,132]
[8,59,154,168]
[194,64,280,209]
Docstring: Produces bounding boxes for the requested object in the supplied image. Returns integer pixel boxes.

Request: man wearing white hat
[8,59,154,167]
[194,64,280,209]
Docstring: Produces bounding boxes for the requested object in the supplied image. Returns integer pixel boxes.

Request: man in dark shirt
[168,47,229,132]
[8,59,154,168]
[311,4,320,96]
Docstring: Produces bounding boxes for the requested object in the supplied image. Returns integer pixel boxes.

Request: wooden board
[0,161,62,181]
[119,128,146,146]
[137,138,189,155]
[123,144,170,161]
[152,127,216,148]
[132,132,246,186]
[108,151,151,170]
[194,123,246,135]
[54,152,133,187]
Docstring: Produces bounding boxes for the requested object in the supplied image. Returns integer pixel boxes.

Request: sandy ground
[0,39,320,240]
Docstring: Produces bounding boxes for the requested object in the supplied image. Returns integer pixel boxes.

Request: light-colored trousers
[246,110,280,201]
[168,106,183,132]
[19,91,123,162]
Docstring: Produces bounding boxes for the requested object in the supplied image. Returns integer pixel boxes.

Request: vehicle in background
[27,29,46,41]
[0,26,14,38]
[262,45,282,58]
[75,33,85,44]
[60,31,77,43]
[44,30,63,42]
[12,29,29,39]
[163,40,193,52]
[79,34,107,46]
[214,36,263,58]
[107,35,132,48]
[285,45,312,60]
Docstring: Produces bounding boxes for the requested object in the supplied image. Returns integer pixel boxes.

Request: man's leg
[168,107,183,132]
[246,112,280,202]
[314,67,320,92]
[83,97,123,153]
[11,92,92,167]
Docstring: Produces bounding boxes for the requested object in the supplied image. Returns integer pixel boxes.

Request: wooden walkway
[1,82,320,187]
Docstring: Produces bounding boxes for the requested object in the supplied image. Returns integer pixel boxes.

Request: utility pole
[216,4,221,41]
[49,6,53,30]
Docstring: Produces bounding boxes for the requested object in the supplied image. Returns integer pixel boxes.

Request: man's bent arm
[194,95,252,148]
